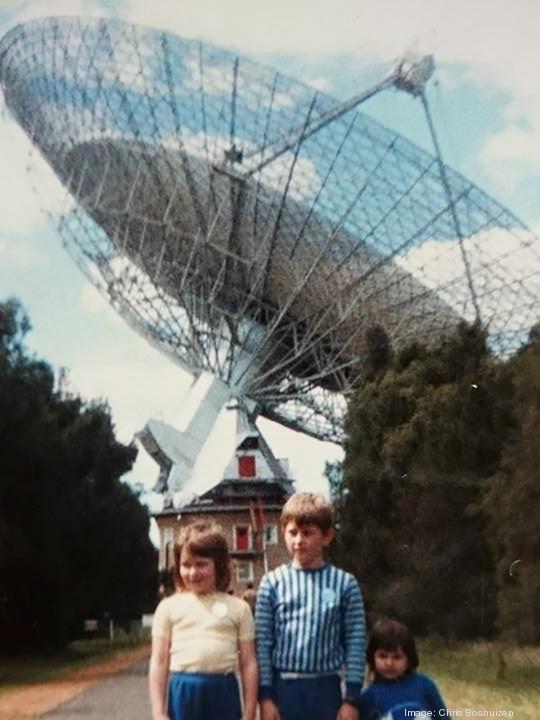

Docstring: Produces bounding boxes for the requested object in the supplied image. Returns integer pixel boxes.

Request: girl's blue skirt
[168,671,242,720]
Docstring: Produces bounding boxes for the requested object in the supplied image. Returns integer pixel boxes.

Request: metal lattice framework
[1,16,538,443]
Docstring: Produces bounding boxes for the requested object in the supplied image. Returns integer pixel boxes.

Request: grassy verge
[420,640,540,720]
[0,635,149,696]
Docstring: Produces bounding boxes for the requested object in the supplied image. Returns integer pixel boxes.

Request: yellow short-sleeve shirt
[152,591,255,673]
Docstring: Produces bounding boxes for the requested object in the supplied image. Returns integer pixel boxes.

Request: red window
[238,455,255,477]
[235,526,250,550]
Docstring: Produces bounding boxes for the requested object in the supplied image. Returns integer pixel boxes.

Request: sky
[0,0,539,534]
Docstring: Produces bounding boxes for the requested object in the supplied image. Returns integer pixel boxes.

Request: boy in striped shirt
[255,493,365,720]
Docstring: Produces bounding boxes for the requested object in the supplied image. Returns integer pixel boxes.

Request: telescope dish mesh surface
[1,16,538,442]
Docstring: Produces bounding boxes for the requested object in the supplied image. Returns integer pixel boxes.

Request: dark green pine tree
[477,327,540,642]
[0,298,158,650]
[336,322,514,638]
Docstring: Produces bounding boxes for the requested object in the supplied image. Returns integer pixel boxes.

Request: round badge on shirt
[322,588,337,606]
[212,601,228,618]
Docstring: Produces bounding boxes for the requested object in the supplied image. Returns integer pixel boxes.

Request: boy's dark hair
[280,492,335,532]
[173,521,231,592]
[366,619,419,673]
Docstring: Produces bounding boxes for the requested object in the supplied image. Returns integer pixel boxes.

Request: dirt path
[0,644,150,720]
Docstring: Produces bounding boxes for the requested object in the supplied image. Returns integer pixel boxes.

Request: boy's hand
[336,700,359,720]
[260,698,282,720]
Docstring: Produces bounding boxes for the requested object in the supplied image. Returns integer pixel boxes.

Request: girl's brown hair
[366,619,419,675]
[173,521,231,592]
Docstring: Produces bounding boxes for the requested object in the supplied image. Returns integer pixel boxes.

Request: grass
[0,634,149,696]
[420,639,540,720]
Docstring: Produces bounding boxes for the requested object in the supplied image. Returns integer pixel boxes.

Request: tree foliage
[476,332,540,642]
[0,299,158,650]
[335,322,533,640]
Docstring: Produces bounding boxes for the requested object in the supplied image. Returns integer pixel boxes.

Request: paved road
[42,660,151,719]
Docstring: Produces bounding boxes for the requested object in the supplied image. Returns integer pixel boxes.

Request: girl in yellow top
[149,521,258,720]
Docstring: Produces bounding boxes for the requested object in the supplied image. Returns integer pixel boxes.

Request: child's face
[283,519,334,569]
[179,547,216,595]
[373,647,409,680]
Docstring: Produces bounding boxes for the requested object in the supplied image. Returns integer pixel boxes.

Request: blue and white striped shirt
[255,562,366,700]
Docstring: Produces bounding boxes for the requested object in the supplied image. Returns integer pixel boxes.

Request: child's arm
[238,639,258,720]
[340,576,366,714]
[424,675,447,715]
[148,634,170,720]
[255,576,281,720]
[255,576,275,699]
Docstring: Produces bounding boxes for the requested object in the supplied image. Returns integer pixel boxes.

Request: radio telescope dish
[0,16,538,458]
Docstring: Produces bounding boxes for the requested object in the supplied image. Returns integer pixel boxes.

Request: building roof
[152,406,294,517]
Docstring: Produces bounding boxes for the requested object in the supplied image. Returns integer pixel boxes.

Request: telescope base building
[151,413,294,596]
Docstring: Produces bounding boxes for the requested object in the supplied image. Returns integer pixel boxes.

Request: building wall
[155,508,289,595]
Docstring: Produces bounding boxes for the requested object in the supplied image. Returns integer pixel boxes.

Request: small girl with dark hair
[149,521,258,720]
[358,619,447,720]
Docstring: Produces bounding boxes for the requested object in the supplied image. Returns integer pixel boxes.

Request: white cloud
[80,281,124,320]
[480,125,540,192]
[397,227,540,349]
[0,234,41,267]
[306,77,331,93]
[0,113,73,232]
[11,0,108,24]
[5,1,540,207]
[117,0,539,81]
[163,129,321,201]
[68,346,192,443]
[119,0,540,199]
[180,53,298,110]
[0,117,45,234]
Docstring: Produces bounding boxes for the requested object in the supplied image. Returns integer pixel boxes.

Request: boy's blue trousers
[273,673,343,720]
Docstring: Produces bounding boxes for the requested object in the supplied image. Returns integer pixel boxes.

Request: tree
[477,332,540,641]
[0,298,158,650]
[325,460,344,518]
[336,322,514,638]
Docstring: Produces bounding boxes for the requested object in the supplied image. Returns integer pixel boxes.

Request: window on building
[162,527,174,568]
[234,525,251,551]
[238,455,256,477]
[162,527,174,544]
[238,435,259,451]
[264,524,278,545]
[236,560,254,583]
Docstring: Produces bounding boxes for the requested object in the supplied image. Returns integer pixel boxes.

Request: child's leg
[168,672,242,720]
[274,675,342,720]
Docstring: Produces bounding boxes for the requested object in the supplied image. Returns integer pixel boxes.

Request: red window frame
[238,455,256,477]
[235,526,250,550]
